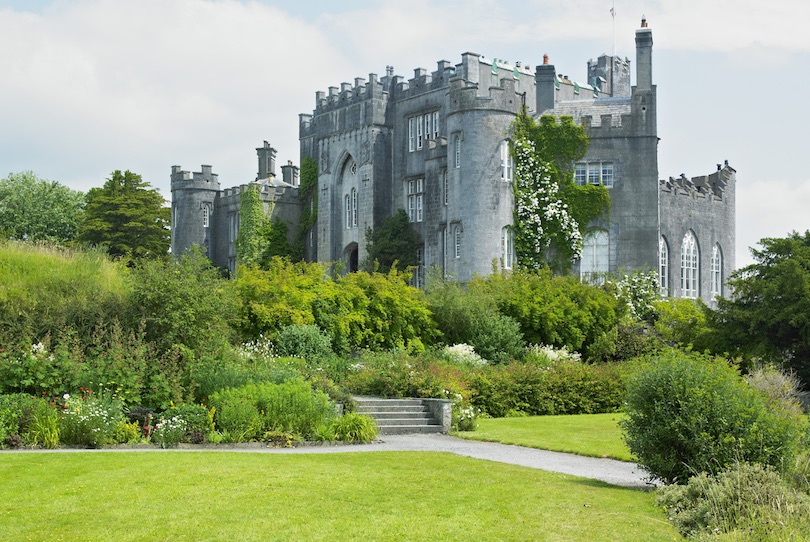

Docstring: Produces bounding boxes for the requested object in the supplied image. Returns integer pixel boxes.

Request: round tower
[170,164,220,257]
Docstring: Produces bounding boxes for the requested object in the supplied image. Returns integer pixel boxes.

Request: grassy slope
[0,451,678,541]
[457,413,633,462]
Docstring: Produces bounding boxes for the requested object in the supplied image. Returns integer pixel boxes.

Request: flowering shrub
[609,270,660,321]
[512,136,582,269]
[151,415,186,448]
[524,344,582,366]
[59,390,125,448]
[443,344,487,367]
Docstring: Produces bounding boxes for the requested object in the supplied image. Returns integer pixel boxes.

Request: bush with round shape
[275,324,333,361]
[622,350,808,484]
[326,413,378,443]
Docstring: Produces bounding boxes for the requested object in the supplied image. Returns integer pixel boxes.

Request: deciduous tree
[0,171,85,242]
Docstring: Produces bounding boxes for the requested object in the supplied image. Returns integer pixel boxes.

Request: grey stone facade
[172,19,735,305]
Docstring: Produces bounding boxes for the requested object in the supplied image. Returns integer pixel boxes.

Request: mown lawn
[0,451,678,541]
[457,413,633,461]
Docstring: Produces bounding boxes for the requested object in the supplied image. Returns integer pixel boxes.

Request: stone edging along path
[3,433,654,489]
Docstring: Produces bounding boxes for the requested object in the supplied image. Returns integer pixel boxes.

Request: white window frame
[500,140,513,182]
[711,244,722,298]
[407,178,424,223]
[443,169,448,206]
[502,226,514,269]
[659,236,669,297]
[345,194,352,229]
[432,111,439,139]
[412,246,425,288]
[424,115,431,143]
[579,230,609,284]
[416,116,423,150]
[454,225,461,258]
[351,188,358,227]
[408,117,415,152]
[601,162,614,187]
[681,231,699,299]
[202,205,209,228]
[575,161,614,188]
[454,135,461,168]
[575,163,587,185]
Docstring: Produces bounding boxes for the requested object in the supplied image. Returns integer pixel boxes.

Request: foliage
[0,393,60,448]
[209,380,335,441]
[260,217,296,262]
[343,349,469,400]
[510,113,609,272]
[127,246,237,353]
[0,171,85,243]
[59,390,126,448]
[295,156,318,256]
[609,270,660,322]
[710,230,810,388]
[621,350,809,484]
[157,403,213,445]
[235,183,267,267]
[0,241,129,346]
[476,269,619,354]
[77,170,170,259]
[236,258,437,353]
[442,344,487,367]
[275,324,333,361]
[657,462,810,540]
[324,413,378,443]
[586,318,665,363]
[362,209,421,274]
[470,359,626,418]
[653,297,712,350]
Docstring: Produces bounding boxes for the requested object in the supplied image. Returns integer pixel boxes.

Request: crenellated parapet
[660,162,735,201]
[170,164,220,193]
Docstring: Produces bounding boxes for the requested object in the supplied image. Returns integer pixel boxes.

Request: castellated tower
[170,165,220,259]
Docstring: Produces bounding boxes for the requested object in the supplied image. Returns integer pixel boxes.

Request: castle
[171,19,735,305]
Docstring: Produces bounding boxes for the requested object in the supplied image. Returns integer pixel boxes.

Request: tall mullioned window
[580,230,609,284]
[659,236,669,297]
[454,135,461,168]
[501,226,514,269]
[711,244,722,298]
[345,188,358,229]
[681,231,699,299]
[408,117,415,152]
[202,205,210,228]
[443,169,448,206]
[500,140,513,182]
[408,111,440,152]
[407,179,424,222]
[454,225,461,258]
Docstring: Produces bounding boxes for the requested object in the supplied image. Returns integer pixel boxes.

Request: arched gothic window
[680,231,699,299]
[659,236,669,297]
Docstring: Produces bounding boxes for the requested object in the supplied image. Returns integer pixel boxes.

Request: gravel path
[8,433,655,489]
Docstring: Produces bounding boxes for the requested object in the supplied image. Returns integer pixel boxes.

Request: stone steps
[354,397,449,435]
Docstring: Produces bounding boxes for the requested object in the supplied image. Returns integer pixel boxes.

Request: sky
[1,0,808,269]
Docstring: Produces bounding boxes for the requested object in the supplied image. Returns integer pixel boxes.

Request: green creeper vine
[236,183,269,267]
[511,112,610,273]
[295,157,319,256]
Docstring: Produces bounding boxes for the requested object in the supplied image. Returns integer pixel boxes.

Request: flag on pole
[610,6,615,18]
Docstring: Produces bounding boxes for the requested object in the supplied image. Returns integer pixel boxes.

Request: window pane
[601,162,614,187]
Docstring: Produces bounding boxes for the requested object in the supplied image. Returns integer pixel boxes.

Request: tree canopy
[0,171,85,242]
[77,170,170,259]
[511,113,610,273]
[710,231,810,387]
[362,209,421,274]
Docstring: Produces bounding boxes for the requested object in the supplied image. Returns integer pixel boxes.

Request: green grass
[0,451,679,541]
[457,413,634,462]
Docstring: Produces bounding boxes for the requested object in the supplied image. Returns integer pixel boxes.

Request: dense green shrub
[470,359,625,417]
[126,247,238,353]
[325,413,378,443]
[657,462,810,540]
[275,324,333,361]
[622,350,809,484]
[652,298,712,350]
[0,393,60,448]
[209,380,335,441]
[475,270,618,354]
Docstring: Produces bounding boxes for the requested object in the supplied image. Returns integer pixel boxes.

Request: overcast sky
[1,0,808,268]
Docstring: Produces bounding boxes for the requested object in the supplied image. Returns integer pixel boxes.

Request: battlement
[311,72,387,114]
[660,162,735,201]
[170,164,220,192]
